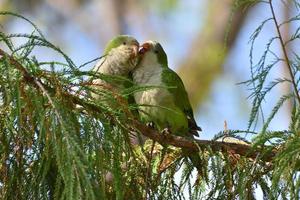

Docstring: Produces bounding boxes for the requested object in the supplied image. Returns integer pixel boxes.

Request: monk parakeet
[132,41,201,137]
[92,35,139,88]
[132,41,202,170]
[90,35,139,113]
[91,35,144,145]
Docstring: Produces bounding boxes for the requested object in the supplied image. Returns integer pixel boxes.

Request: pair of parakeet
[92,35,201,139]
[93,35,202,170]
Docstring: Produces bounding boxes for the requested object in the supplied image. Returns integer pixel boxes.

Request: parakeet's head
[104,35,139,55]
[138,41,168,67]
[104,35,139,71]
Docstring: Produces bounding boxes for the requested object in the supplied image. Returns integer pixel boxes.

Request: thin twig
[269,0,300,104]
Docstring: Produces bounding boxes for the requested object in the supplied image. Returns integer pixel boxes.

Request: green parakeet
[91,35,139,113]
[132,41,201,137]
[92,35,139,89]
[132,41,202,171]
[91,35,145,145]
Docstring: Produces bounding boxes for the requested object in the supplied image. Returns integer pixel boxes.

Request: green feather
[104,35,136,54]
[153,41,201,136]
[162,68,193,118]
[133,40,202,170]
[161,68,200,136]
[154,43,168,67]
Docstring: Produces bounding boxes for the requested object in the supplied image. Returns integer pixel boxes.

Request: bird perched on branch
[90,35,145,145]
[90,35,139,115]
[132,41,201,137]
[132,41,202,170]
[92,35,139,90]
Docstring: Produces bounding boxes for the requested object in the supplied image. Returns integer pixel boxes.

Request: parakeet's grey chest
[133,64,162,85]
[133,64,171,105]
[94,48,137,76]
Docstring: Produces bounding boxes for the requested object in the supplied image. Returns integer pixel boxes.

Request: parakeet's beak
[139,42,151,55]
[130,41,139,58]
[132,41,139,57]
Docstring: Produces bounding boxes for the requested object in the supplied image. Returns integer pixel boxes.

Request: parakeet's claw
[146,122,155,129]
[161,127,171,135]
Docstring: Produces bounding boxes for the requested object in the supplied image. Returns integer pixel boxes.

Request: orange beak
[139,42,151,55]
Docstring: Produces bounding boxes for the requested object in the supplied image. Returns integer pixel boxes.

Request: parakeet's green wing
[161,68,201,136]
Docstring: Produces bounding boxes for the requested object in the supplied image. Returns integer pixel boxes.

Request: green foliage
[1,1,300,198]
[0,12,138,200]
[241,0,300,199]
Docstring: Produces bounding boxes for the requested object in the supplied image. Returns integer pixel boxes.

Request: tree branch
[0,48,277,163]
[132,120,276,162]
[0,49,65,125]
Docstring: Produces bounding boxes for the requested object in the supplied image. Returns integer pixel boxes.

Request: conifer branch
[0,48,64,124]
[269,0,300,105]
[1,5,299,198]
[0,46,279,165]
[0,47,276,164]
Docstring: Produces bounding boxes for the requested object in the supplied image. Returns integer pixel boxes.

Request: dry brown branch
[132,120,276,162]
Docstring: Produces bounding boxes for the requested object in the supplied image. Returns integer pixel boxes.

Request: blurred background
[0,0,295,139]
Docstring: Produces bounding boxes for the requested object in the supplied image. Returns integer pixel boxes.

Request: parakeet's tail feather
[182,148,207,183]
[188,154,202,172]
[190,129,201,137]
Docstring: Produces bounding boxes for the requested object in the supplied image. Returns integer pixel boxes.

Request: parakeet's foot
[161,127,171,135]
[146,122,155,129]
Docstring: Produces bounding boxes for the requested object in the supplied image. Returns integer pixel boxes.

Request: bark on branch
[132,120,276,162]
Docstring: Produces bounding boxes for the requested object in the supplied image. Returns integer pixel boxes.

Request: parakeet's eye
[123,42,127,45]
[154,50,159,54]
